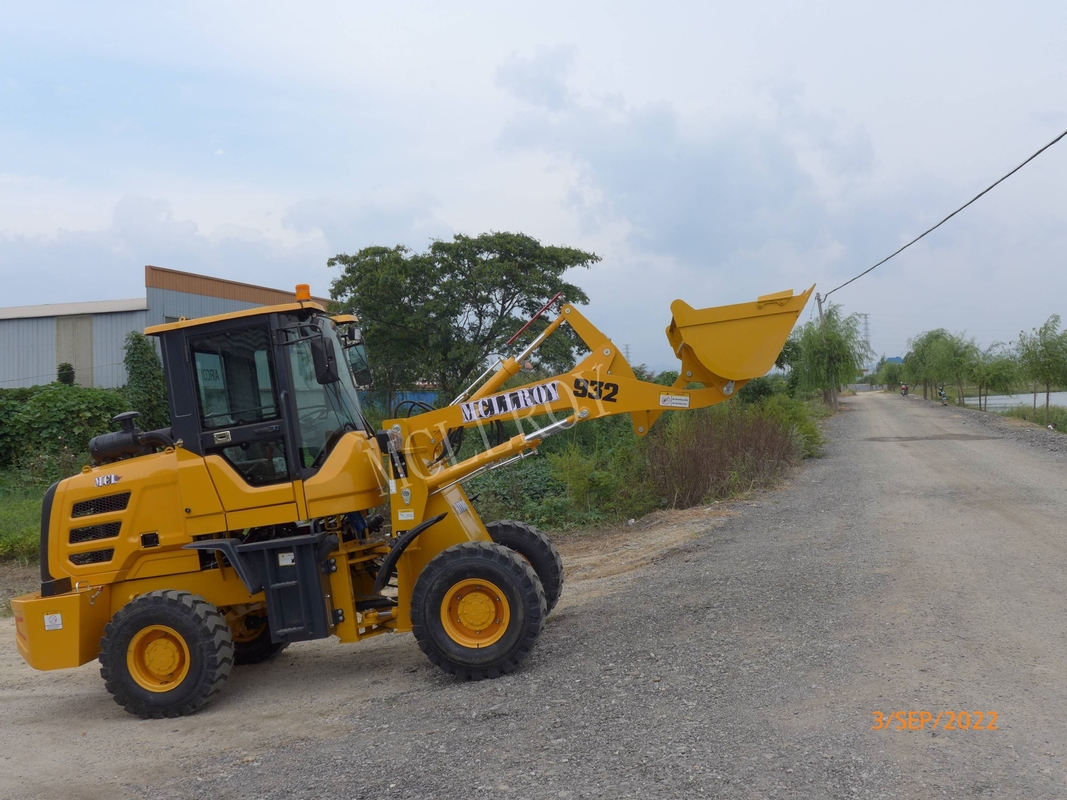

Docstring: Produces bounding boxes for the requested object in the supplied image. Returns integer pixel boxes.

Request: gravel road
[4,392,1067,799]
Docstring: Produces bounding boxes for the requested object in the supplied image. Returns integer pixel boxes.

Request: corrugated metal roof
[145,265,330,306]
[0,298,147,320]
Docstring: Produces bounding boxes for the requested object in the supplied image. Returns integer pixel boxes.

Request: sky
[2,1,1066,371]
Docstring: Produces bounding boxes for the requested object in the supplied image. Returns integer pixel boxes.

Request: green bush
[644,403,802,508]
[756,394,825,457]
[8,384,127,464]
[467,388,824,530]
[0,386,47,465]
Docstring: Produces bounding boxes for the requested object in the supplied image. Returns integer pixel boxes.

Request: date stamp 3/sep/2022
[871,711,999,731]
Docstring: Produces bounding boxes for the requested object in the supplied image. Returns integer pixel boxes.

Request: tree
[329,232,598,408]
[903,329,950,400]
[1016,315,1067,425]
[123,332,170,431]
[789,303,871,410]
[939,332,979,406]
[57,362,75,385]
[970,344,1018,411]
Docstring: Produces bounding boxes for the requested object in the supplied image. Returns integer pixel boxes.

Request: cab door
[187,322,302,528]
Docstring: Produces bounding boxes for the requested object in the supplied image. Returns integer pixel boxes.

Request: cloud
[495,46,576,111]
[282,194,452,255]
[2,192,464,308]
[495,69,872,269]
[1,196,329,305]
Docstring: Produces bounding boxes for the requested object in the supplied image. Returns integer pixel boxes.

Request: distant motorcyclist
[901,383,909,398]
[939,386,948,406]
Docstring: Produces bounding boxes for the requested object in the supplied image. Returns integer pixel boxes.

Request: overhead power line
[823,125,1067,300]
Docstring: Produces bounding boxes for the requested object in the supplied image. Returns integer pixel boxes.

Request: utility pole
[815,293,839,412]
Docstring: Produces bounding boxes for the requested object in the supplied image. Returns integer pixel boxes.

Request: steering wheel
[299,405,331,427]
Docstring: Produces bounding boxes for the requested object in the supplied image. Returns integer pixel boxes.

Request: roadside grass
[0,474,42,562]
[998,403,1067,432]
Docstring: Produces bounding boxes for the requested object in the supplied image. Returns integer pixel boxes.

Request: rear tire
[485,520,564,612]
[99,590,233,718]
[411,542,546,680]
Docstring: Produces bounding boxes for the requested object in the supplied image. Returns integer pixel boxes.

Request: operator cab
[151,301,371,485]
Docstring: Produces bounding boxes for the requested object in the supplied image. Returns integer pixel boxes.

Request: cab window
[189,326,279,430]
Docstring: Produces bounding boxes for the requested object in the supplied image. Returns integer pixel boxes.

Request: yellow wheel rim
[127,625,191,693]
[440,578,510,648]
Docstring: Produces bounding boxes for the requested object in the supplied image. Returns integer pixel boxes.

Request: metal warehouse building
[0,266,328,389]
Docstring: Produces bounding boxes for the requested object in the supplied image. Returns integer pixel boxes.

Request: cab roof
[144,300,327,335]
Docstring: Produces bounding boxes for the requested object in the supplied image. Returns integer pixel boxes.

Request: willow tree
[903,329,949,400]
[790,304,871,411]
[940,332,979,406]
[970,344,1018,411]
[1017,315,1067,425]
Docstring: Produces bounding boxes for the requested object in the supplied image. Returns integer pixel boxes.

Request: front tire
[99,590,234,718]
[411,542,546,680]
[485,520,564,612]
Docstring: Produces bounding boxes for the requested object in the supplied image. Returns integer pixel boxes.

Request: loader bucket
[666,285,814,381]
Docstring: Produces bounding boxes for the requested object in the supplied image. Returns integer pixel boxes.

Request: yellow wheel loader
[11,283,812,717]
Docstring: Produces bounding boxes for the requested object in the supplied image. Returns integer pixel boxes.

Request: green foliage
[329,232,599,404]
[868,355,904,388]
[970,344,1018,411]
[56,362,75,385]
[737,375,782,405]
[644,404,802,507]
[122,331,170,431]
[1017,315,1067,425]
[788,304,871,406]
[756,394,825,457]
[0,386,46,466]
[466,390,824,531]
[7,384,126,470]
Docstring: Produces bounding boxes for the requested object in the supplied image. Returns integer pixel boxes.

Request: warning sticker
[277,552,295,567]
[398,510,415,521]
[44,612,63,631]
[659,393,691,408]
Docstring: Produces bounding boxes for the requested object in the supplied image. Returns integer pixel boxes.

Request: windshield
[281,313,367,469]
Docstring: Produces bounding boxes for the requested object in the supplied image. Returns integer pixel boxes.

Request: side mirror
[309,335,340,384]
[346,343,372,388]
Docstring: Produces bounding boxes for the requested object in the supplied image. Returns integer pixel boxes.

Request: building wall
[56,315,94,386]
[1,267,324,391]
[0,311,152,389]
[145,287,260,329]
[93,310,149,388]
[0,317,57,388]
